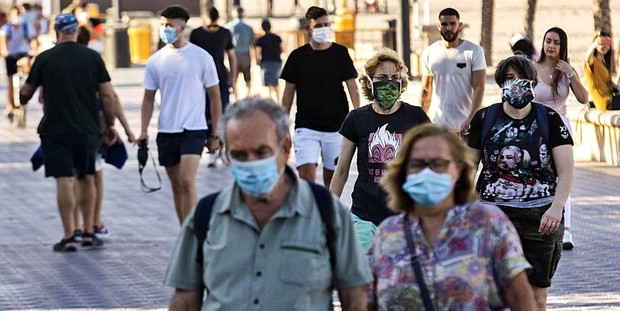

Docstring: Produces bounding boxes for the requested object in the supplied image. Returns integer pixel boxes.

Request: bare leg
[75,174,96,236]
[298,163,317,184]
[165,154,201,224]
[56,177,77,239]
[93,169,104,226]
[5,74,15,121]
[532,286,548,311]
[322,167,334,189]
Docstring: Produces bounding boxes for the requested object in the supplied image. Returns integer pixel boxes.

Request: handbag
[610,94,620,110]
[403,215,436,311]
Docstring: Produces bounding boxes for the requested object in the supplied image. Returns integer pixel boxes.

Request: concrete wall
[569,109,620,166]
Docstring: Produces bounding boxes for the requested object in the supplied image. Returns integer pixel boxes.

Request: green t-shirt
[27,41,111,135]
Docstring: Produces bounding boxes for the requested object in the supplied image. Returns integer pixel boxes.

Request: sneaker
[53,237,77,252]
[563,230,574,250]
[93,224,110,238]
[73,229,83,242]
[81,232,104,248]
[207,153,218,168]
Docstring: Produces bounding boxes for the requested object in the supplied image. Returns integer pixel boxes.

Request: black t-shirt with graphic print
[464,103,573,207]
[339,103,430,225]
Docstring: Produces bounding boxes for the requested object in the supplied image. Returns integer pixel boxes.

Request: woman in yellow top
[584,31,619,111]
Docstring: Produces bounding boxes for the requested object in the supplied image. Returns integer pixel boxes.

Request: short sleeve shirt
[280,43,357,132]
[464,103,573,207]
[421,39,487,130]
[143,43,218,133]
[190,27,234,82]
[255,33,282,62]
[339,103,429,225]
[1,22,36,55]
[226,19,255,54]
[27,41,111,134]
[368,202,531,310]
[164,167,372,311]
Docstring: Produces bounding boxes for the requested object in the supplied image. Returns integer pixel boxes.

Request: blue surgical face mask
[159,26,179,45]
[402,168,454,207]
[230,155,282,197]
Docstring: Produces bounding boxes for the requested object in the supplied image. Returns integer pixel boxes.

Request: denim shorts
[260,61,282,87]
[499,204,563,288]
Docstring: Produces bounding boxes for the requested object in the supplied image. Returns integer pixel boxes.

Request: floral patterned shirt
[368,202,531,310]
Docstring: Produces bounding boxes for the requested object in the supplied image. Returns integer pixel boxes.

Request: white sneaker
[207,153,218,168]
[563,230,574,250]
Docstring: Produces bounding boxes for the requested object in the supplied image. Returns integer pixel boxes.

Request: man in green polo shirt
[164,97,371,310]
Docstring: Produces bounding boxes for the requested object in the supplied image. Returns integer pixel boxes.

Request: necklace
[539,63,556,79]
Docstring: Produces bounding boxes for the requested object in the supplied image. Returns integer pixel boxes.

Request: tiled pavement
[0,64,619,310]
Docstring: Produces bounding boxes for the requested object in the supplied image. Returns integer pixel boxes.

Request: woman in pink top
[534,27,588,251]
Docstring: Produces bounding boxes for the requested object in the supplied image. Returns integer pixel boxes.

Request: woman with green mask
[329,48,430,251]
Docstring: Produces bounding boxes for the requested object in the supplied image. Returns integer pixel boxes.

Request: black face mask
[501,78,535,109]
[137,140,162,193]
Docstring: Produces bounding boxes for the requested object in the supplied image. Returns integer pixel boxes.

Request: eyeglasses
[407,158,452,173]
[312,22,331,29]
[373,74,402,82]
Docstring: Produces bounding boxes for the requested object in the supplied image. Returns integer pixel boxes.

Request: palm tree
[592,0,612,34]
[524,0,537,39]
[480,0,494,65]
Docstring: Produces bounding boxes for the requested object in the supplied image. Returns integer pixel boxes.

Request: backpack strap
[194,192,221,267]
[481,103,502,146]
[307,181,337,278]
[532,102,550,143]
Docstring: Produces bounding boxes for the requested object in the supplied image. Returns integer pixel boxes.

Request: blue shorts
[261,61,281,87]
[40,132,100,178]
[156,130,208,167]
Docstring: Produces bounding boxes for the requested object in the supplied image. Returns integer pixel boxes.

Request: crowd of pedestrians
[6,2,620,310]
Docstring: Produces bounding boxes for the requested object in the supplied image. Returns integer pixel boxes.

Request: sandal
[81,232,104,248]
[53,237,77,252]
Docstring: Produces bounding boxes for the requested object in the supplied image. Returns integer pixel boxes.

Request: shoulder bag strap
[403,215,436,311]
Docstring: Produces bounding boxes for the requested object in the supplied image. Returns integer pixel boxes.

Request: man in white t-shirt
[420,7,486,133]
[138,5,222,224]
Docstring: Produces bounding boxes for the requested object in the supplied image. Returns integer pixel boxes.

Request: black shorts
[499,204,563,288]
[40,133,101,178]
[5,53,29,76]
[236,52,251,82]
[156,130,208,167]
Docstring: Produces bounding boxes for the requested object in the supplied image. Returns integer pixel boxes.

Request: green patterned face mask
[371,79,401,110]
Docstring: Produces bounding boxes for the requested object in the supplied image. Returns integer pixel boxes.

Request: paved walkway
[0,62,619,310]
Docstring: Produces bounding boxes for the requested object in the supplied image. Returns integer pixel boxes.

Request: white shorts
[292,128,341,171]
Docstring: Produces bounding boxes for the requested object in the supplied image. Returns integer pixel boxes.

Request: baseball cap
[54,13,79,34]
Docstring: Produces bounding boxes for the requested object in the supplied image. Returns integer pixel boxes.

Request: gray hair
[219,96,291,146]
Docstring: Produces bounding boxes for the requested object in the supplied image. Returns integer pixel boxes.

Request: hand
[125,129,136,144]
[135,132,148,146]
[538,204,563,235]
[205,136,221,153]
[4,107,14,123]
[103,127,118,147]
[555,58,572,74]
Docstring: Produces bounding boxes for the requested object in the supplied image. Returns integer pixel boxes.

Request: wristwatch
[566,70,576,79]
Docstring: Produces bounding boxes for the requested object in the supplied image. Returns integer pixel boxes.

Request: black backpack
[193,181,337,286]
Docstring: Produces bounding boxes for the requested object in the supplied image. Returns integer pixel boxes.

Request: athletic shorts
[5,53,29,76]
[292,128,341,170]
[351,213,377,253]
[156,130,208,167]
[260,60,281,87]
[40,132,100,178]
[499,203,563,288]
[236,52,251,83]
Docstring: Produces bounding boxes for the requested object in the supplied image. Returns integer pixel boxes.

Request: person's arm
[0,32,8,57]
[206,84,222,153]
[419,75,433,112]
[329,137,356,197]
[503,271,536,311]
[138,89,156,144]
[282,82,296,114]
[226,48,237,92]
[568,70,589,104]
[338,286,368,311]
[99,81,119,146]
[254,45,262,66]
[113,91,135,143]
[19,82,35,104]
[584,40,598,66]
[168,288,202,311]
[345,78,360,109]
[540,144,574,235]
[461,69,486,133]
